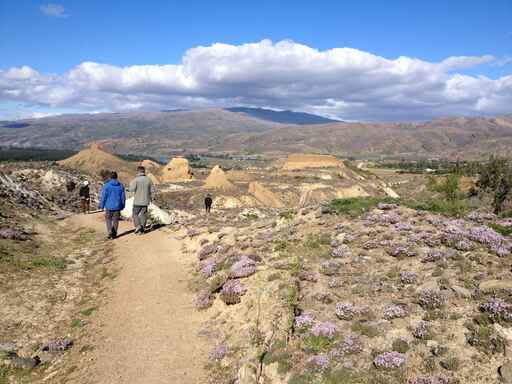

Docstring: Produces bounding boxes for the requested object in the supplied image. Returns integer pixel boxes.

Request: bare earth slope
[58,144,137,182]
[69,213,208,384]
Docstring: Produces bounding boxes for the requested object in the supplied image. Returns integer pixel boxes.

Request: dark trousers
[80,198,90,213]
[105,210,120,236]
[133,205,148,229]
[205,198,212,213]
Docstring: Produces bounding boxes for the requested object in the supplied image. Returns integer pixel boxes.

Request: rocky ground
[0,162,115,384]
[1,160,512,384]
[182,202,512,384]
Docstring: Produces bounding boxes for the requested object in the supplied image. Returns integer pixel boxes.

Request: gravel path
[71,212,208,384]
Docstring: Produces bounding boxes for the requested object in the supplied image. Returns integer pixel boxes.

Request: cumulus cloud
[39,3,67,18]
[1,39,511,121]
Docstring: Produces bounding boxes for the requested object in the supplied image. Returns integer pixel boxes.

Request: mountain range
[0,108,511,159]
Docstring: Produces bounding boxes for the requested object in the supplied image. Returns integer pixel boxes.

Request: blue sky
[0,0,511,120]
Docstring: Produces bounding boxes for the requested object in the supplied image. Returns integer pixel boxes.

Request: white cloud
[1,40,511,121]
[39,3,67,18]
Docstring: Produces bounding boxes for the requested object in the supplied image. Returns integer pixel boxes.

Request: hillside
[1,111,511,159]
[221,115,512,159]
[0,109,282,155]
[58,144,137,182]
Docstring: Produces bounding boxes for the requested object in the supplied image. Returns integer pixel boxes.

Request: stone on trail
[8,353,41,369]
[500,361,512,384]
[42,338,73,352]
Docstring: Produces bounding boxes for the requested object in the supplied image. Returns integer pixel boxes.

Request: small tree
[428,174,460,201]
[478,156,512,214]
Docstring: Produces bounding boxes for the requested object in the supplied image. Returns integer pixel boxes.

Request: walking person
[204,193,213,214]
[99,171,125,239]
[79,180,90,214]
[129,166,154,234]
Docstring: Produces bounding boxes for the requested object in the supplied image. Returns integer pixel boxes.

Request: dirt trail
[70,213,208,384]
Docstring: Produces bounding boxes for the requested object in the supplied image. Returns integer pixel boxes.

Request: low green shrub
[327,197,398,217]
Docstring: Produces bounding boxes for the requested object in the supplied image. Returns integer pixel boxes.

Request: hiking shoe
[134,226,142,234]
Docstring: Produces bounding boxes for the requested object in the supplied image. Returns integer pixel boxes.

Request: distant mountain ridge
[225,107,339,125]
[0,109,511,159]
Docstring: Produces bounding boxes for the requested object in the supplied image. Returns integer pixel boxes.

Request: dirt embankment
[159,157,194,183]
[58,144,137,183]
[282,153,344,170]
[204,165,237,192]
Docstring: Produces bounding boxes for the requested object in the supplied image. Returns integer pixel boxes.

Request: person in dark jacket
[99,172,126,239]
[204,193,213,214]
[79,181,90,214]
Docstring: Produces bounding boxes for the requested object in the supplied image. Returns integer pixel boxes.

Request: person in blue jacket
[99,171,126,239]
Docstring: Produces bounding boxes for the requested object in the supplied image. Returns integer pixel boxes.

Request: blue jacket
[99,179,126,211]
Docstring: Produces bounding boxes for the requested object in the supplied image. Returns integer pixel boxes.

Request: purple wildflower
[200,259,217,278]
[331,244,351,258]
[219,280,247,305]
[411,231,442,247]
[480,298,512,322]
[328,278,343,288]
[309,353,330,371]
[395,222,413,231]
[366,212,401,225]
[400,271,418,284]
[362,239,379,250]
[194,289,214,310]
[383,304,409,320]
[387,244,417,258]
[198,243,217,260]
[314,291,333,304]
[331,335,363,358]
[413,321,431,339]
[454,238,475,251]
[209,344,229,361]
[373,351,406,369]
[320,260,341,276]
[419,289,445,309]
[468,226,511,256]
[467,211,496,223]
[422,249,445,263]
[335,302,368,320]
[298,270,318,282]
[229,255,257,278]
[294,312,315,329]
[426,215,443,226]
[311,321,338,339]
[497,218,512,227]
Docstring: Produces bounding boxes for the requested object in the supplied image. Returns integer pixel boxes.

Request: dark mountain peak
[225,107,340,125]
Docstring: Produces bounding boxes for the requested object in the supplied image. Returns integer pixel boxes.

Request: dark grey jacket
[129,174,155,206]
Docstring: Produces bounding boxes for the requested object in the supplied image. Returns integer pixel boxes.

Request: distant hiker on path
[79,180,90,214]
[99,171,126,239]
[204,193,213,214]
[129,166,155,234]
